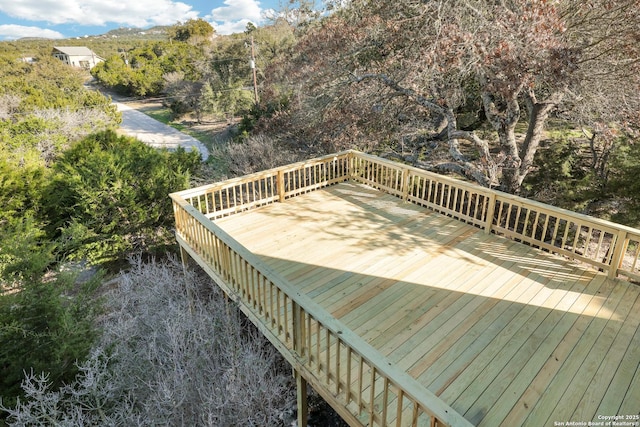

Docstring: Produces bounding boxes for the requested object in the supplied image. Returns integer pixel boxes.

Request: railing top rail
[172,196,473,427]
[350,151,493,195]
[489,188,639,235]
[349,150,640,235]
[173,148,640,237]
[170,150,353,201]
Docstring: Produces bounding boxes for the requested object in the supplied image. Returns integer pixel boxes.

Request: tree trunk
[518,104,550,186]
[480,86,522,193]
[498,128,522,193]
[515,90,564,192]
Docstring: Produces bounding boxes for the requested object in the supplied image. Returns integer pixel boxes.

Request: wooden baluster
[345,347,352,404]
[369,367,376,425]
[403,169,410,201]
[396,389,404,427]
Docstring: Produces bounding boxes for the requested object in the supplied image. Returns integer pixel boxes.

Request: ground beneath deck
[215,182,640,426]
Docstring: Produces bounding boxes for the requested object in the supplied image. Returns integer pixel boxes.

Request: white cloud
[212,18,253,35]
[0,0,198,28]
[0,24,64,40]
[208,0,264,34]
[210,0,262,22]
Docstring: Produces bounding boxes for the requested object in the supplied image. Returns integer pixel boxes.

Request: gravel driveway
[115,102,210,161]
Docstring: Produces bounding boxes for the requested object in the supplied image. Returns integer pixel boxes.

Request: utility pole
[118,48,129,67]
[250,36,259,105]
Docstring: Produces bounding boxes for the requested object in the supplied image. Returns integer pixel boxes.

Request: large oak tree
[268,0,640,193]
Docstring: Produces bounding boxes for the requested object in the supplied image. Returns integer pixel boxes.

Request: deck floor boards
[215,182,640,426]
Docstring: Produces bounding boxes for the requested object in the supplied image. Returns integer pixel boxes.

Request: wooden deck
[214,181,640,426]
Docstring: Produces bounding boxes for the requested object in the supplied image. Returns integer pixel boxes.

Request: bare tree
[29,108,118,163]
[1,257,295,426]
[0,95,21,120]
[218,134,301,177]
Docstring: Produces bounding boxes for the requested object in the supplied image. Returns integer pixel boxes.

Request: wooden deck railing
[171,155,472,427]
[350,151,640,282]
[176,152,352,220]
[171,150,640,427]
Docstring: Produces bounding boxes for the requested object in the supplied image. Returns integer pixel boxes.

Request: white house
[52,46,104,70]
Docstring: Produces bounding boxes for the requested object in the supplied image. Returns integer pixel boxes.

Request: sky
[0,0,281,40]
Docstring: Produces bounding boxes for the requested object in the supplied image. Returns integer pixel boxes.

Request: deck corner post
[349,152,359,180]
[294,369,308,427]
[277,169,286,202]
[484,192,497,234]
[608,230,628,278]
[346,151,354,180]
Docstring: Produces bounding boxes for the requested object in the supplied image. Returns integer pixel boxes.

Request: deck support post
[349,151,358,180]
[179,244,195,313]
[294,369,308,427]
[179,244,189,273]
[292,302,305,356]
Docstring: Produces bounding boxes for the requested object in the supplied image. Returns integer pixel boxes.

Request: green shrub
[0,220,99,408]
[608,140,640,226]
[42,130,201,264]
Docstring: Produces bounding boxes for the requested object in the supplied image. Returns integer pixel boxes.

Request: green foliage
[169,19,215,43]
[522,128,640,226]
[200,79,255,120]
[0,54,116,116]
[0,219,53,285]
[245,22,257,34]
[0,49,120,168]
[90,54,130,92]
[0,117,65,162]
[92,23,297,121]
[608,140,640,226]
[0,220,99,408]
[0,40,208,414]
[92,42,203,96]
[1,259,293,426]
[238,91,292,135]
[42,130,200,264]
[523,131,599,211]
[0,157,48,249]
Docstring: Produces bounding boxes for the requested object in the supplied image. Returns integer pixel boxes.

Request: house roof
[52,46,97,56]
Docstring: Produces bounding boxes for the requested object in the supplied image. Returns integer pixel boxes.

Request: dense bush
[523,131,640,227]
[0,52,125,411]
[42,130,201,264]
[608,140,640,225]
[0,220,100,408]
[0,154,48,226]
[91,42,204,97]
[0,48,120,171]
[168,19,215,43]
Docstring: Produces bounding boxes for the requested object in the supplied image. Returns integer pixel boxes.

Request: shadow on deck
[171,151,640,427]
[214,182,640,426]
